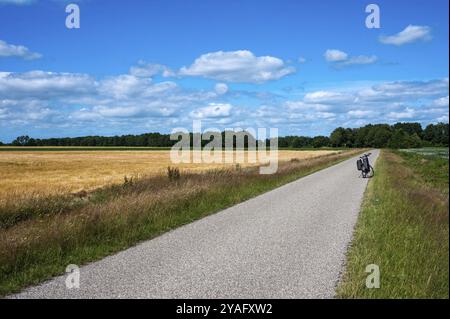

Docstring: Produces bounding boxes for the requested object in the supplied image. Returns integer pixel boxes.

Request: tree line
[4,122,449,149]
[328,122,448,148]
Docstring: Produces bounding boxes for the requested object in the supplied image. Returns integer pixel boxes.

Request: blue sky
[0,0,448,141]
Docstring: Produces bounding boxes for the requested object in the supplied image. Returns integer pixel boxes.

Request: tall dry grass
[0,150,337,200]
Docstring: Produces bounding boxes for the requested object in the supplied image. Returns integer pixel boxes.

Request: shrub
[167,166,180,181]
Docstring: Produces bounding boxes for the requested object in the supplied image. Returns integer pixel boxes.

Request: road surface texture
[11,150,379,299]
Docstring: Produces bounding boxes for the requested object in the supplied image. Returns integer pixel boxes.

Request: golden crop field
[0,149,339,200]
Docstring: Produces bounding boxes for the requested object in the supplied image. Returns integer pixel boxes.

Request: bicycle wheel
[367,165,374,178]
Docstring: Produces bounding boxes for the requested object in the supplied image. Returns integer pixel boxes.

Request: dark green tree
[311,136,330,148]
[372,126,393,148]
[330,127,346,147]
[393,122,423,137]
[12,135,30,146]
[423,123,449,146]
[388,129,410,149]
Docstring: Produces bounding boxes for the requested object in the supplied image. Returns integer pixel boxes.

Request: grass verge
[0,149,362,296]
[336,150,449,298]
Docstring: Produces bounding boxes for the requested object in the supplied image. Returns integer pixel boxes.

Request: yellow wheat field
[0,149,338,199]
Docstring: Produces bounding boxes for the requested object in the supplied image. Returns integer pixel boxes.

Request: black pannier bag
[357,159,363,171]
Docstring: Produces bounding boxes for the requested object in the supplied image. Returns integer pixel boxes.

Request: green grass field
[397,148,449,194]
[399,147,449,159]
[337,149,449,298]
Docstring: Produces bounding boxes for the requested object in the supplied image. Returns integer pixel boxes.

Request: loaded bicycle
[357,153,374,178]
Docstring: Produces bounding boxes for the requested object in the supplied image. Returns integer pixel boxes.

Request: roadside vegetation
[337,148,449,298]
[0,149,362,296]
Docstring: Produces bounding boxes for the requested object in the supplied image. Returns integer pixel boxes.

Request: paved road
[11,150,379,299]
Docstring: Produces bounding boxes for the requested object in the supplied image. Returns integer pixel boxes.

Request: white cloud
[324,49,348,62]
[129,61,174,78]
[93,105,144,118]
[340,55,378,66]
[304,91,354,104]
[314,112,336,119]
[266,78,449,134]
[0,71,95,98]
[0,108,7,119]
[99,75,177,99]
[1,64,448,140]
[379,25,432,46]
[324,49,377,68]
[0,40,42,60]
[363,79,449,101]
[298,56,307,63]
[347,110,376,118]
[388,107,416,120]
[0,69,220,131]
[69,109,102,122]
[214,83,228,95]
[179,50,295,83]
[436,115,449,123]
[433,96,449,108]
[99,75,146,99]
[285,100,331,111]
[190,103,233,119]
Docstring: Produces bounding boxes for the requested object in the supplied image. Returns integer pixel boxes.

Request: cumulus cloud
[360,79,449,101]
[99,74,177,99]
[304,91,355,104]
[324,49,348,62]
[339,55,378,67]
[270,78,449,135]
[285,101,331,112]
[190,103,233,119]
[129,61,174,78]
[347,110,377,118]
[1,63,448,140]
[0,40,42,60]
[324,49,377,68]
[0,71,95,98]
[433,95,449,108]
[93,106,146,118]
[379,25,432,46]
[179,50,295,83]
[387,107,416,120]
[0,68,222,134]
[214,83,228,95]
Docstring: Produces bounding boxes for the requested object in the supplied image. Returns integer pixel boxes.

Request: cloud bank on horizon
[0,0,448,141]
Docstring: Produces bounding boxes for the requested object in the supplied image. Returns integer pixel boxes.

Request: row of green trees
[328,122,448,148]
[9,133,176,147]
[5,122,449,149]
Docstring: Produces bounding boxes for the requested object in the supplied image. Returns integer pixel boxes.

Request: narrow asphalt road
[11,150,379,299]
